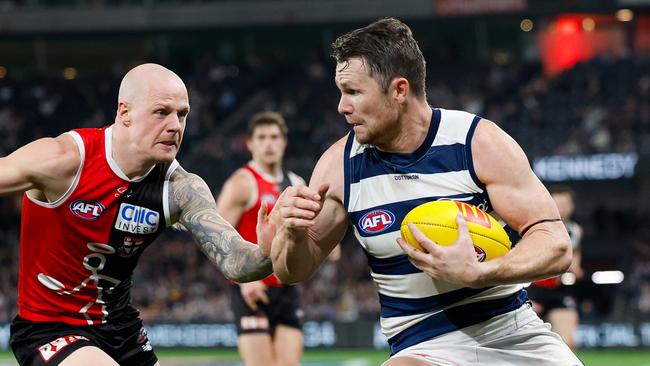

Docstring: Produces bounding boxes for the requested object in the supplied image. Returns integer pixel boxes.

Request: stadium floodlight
[591,270,624,285]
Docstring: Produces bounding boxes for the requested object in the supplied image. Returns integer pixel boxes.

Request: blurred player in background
[528,185,584,350]
[264,18,584,365]
[1,63,273,366]
[216,112,305,366]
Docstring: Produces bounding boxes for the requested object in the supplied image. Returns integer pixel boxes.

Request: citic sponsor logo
[114,203,159,234]
[359,209,395,234]
[70,200,105,220]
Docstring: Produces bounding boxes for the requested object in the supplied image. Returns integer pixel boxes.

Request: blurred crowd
[0,53,649,324]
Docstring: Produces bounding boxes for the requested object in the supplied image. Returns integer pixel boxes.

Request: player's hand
[328,244,341,262]
[269,184,329,231]
[256,200,274,256]
[240,281,269,311]
[396,214,483,288]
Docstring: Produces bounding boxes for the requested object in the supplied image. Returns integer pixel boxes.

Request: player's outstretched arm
[0,134,80,199]
[473,119,572,287]
[270,138,348,283]
[169,167,273,282]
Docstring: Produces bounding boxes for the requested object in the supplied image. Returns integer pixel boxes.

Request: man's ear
[392,77,410,104]
[117,101,131,126]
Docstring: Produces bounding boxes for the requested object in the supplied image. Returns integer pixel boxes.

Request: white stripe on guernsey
[379,284,523,339]
[372,271,463,299]
[162,159,180,227]
[25,131,85,209]
[433,109,476,146]
[381,311,436,339]
[348,135,367,159]
[348,170,483,211]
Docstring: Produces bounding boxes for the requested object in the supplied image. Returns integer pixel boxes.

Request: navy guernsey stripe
[378,286,490,318]
[349,143,468,184]
[365,253,421,275]
[465,115,484,190]
[343,132,355,209]
[387,290,529,355]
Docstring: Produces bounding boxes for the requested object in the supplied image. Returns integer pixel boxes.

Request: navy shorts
[231,284,302,335]
[10,311,157,366]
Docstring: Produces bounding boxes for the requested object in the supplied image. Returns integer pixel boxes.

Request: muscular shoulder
[310,136,347,202]
[471,119,530,185]
[28,133,81,189]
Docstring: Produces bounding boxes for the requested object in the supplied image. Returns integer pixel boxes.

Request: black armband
[519,218,562,237]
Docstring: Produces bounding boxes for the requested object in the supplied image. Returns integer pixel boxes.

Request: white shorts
[384,303,584,366]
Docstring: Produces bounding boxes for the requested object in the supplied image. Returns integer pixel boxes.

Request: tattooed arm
[168,166,273,282]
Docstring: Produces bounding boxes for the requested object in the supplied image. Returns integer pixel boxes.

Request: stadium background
[1,0,650,364]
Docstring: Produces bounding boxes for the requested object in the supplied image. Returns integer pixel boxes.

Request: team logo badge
[118,236,145,257]
[70,200,105,220]
[359,209,395,234]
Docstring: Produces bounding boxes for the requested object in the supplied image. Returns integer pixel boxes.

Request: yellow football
[400,200,511,262]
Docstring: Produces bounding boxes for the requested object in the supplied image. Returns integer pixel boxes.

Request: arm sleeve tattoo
[169,167,272,282]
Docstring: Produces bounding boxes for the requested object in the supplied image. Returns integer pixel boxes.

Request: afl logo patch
[359,209,395,234]
[70,200,105,220]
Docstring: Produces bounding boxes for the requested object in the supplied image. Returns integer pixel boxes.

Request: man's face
[552,192,575,221]
[127,80,189,163]
[247,124,287,166]
[335,58,399,146]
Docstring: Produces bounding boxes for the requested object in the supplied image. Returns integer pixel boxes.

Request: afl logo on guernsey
[70,200,105,220]
[359,210,395,234]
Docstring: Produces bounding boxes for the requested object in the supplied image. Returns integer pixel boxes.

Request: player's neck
[111,127,156,180]
[250,160,283,181]
[377,102,433,154]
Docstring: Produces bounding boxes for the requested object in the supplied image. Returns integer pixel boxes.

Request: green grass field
[1,348,649,365]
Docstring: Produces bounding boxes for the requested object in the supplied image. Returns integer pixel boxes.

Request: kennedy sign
[533,153,638,182]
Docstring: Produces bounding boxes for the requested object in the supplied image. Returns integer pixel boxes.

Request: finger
[285,196,321,212]
[257,290,270,305]
[280,206,318,221]
[317,184,330,203]
[244,296,258,311]
[455,214,472,246]
[295,185,322,201]
[407,222,442,255]
[257,200,268,224]
[396,238,432,264]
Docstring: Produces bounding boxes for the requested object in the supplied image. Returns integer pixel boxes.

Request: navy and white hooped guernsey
[343,108,527,355]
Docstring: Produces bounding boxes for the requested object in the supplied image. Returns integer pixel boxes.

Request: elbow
[273,265,312,285]
[553,237,573,275]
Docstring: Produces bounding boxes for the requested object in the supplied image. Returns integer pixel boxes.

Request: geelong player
[263,18,584,365]
[216,112,305,366]
[1,63,274,366]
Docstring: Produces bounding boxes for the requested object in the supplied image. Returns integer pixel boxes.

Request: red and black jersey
[18,126,179,326]
[235,163,302,287]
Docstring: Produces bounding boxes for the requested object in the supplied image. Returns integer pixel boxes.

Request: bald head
[118,63,187,105]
